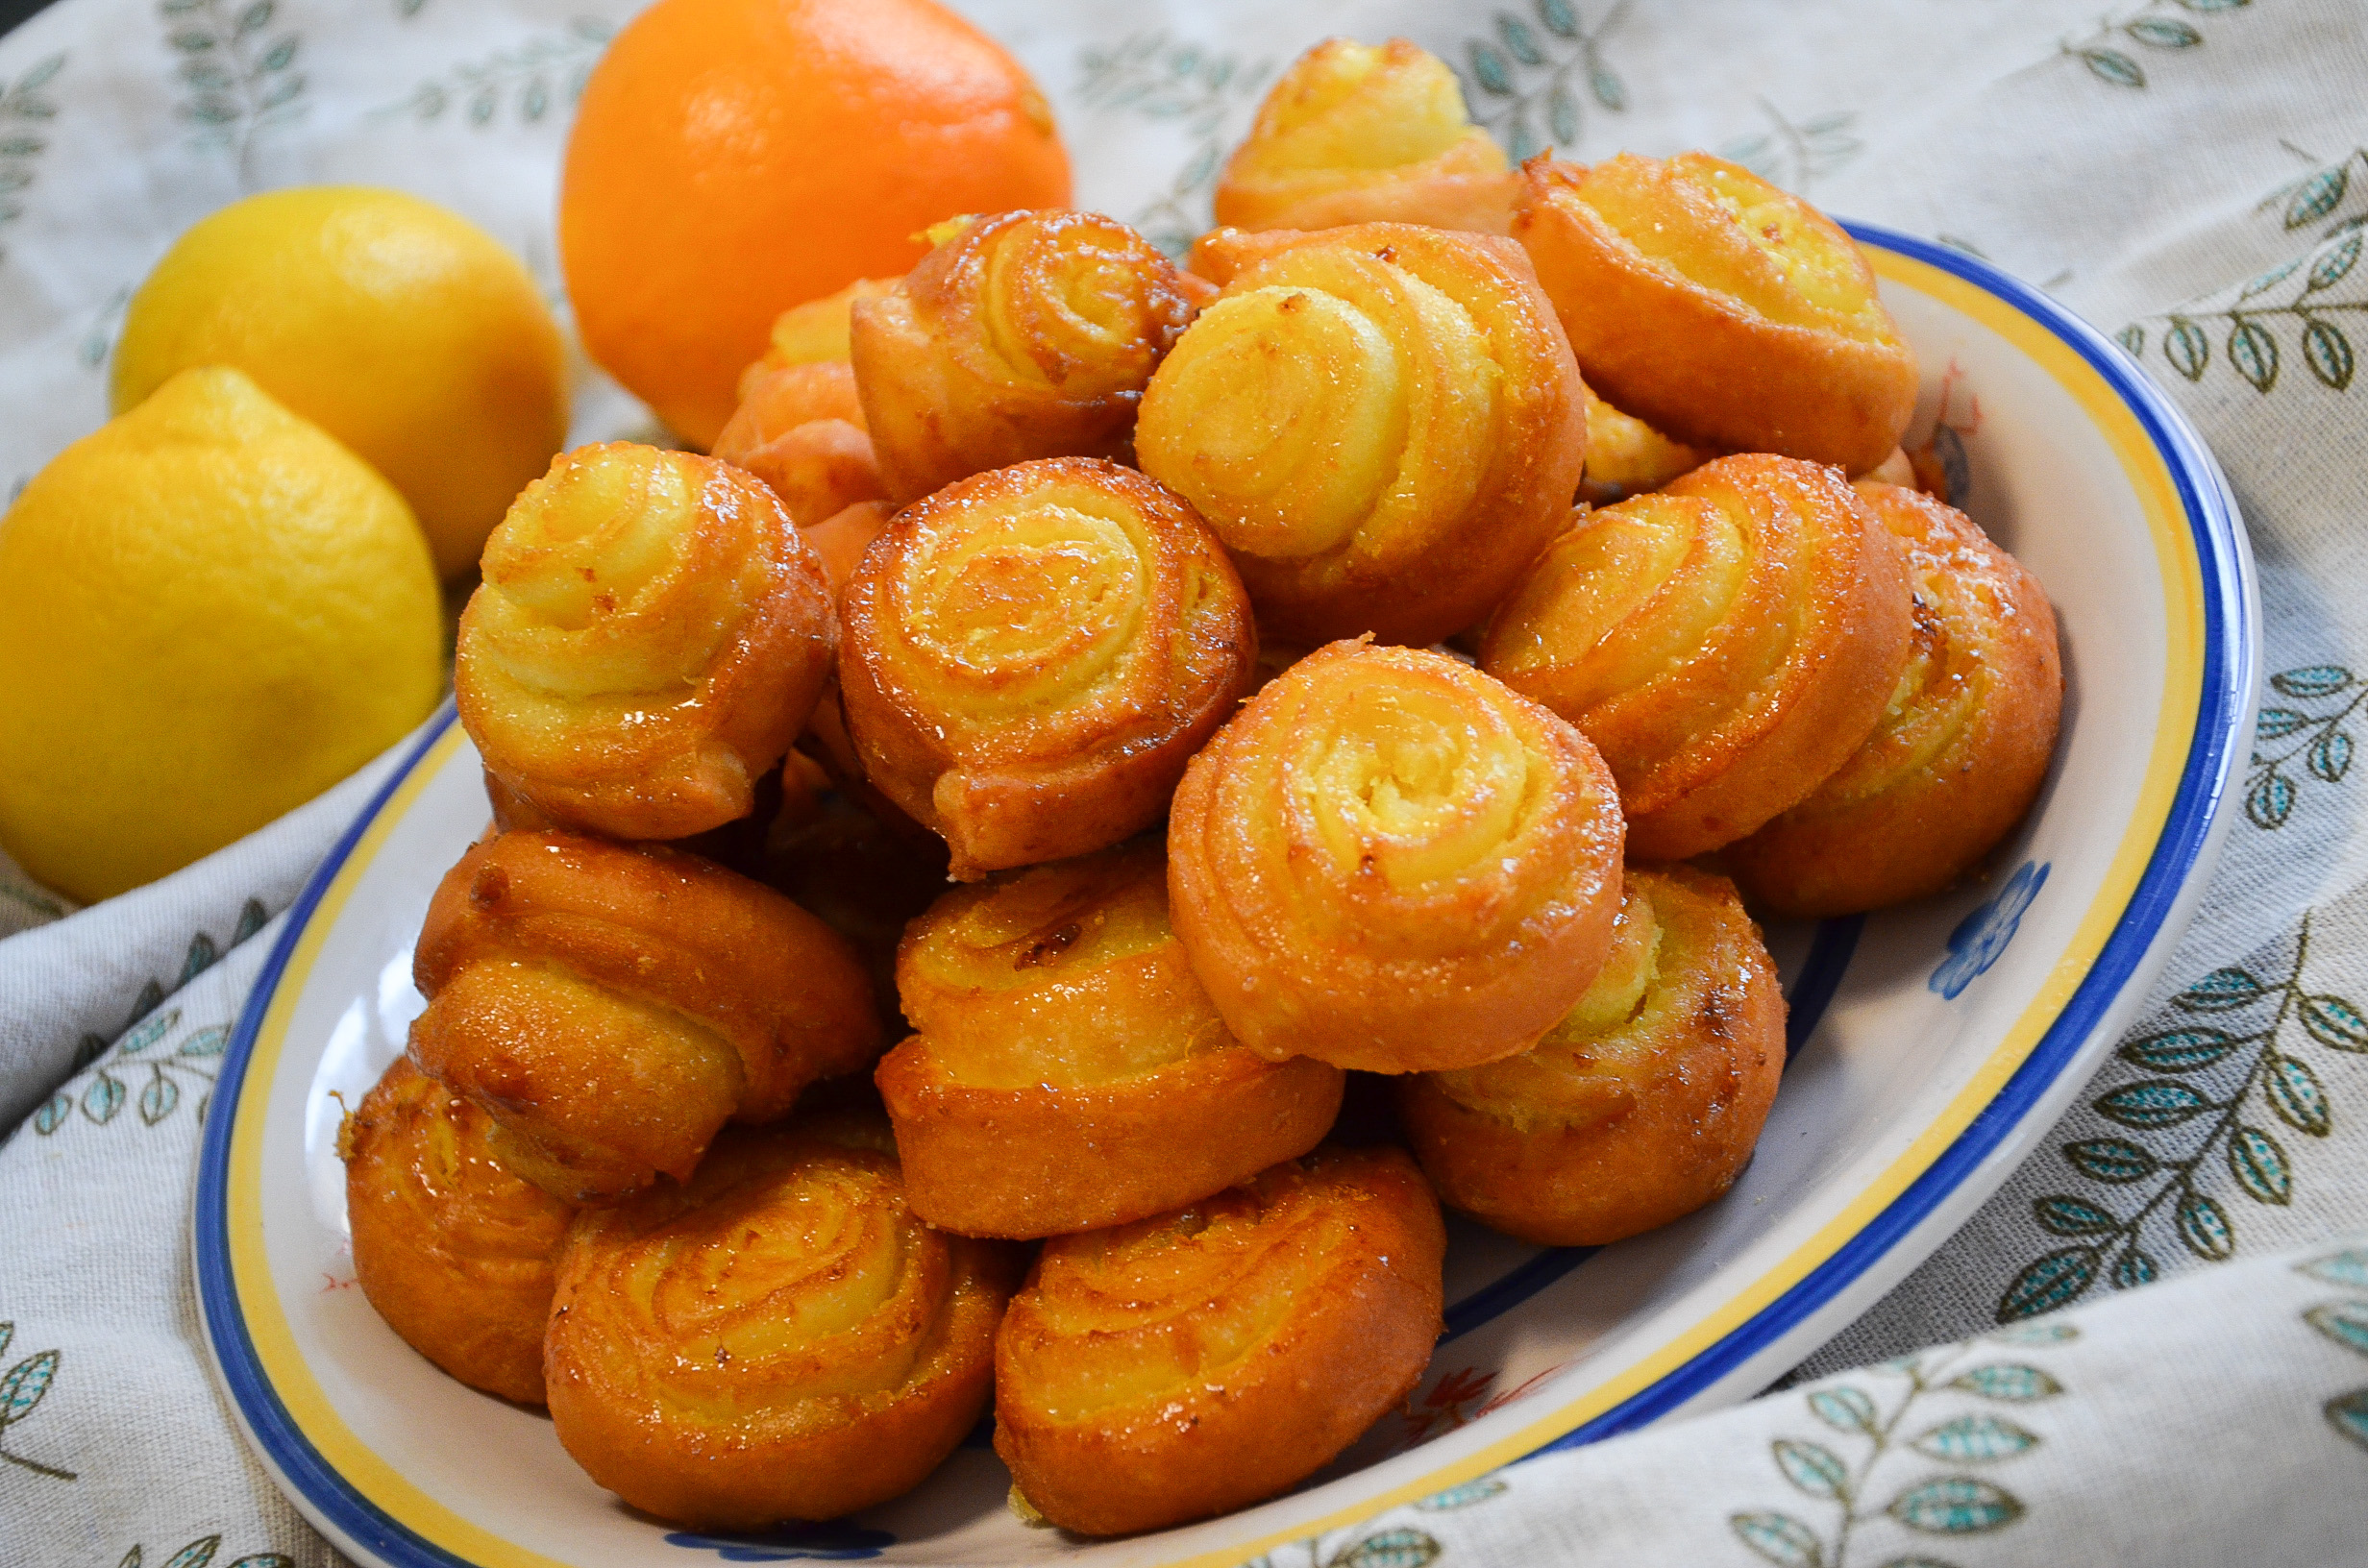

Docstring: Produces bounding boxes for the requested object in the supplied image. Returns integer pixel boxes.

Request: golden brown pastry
[802,499,893,599]
[1399,865,1784,1246]
[456,441,836,842]
[1515,152,1918,472]
[851,210,1204,503]
[876,841,1343,1238]
[341,1057,575,1405]
[994,1145,1444,1536]
[762,749,951,1019]
[1138,222,1586,647]
[739,278,900,394]
[1580,384,1714,505]
[1214,37,1517,235]
[1168,641,1625,1074]
[1724,482,2062,915]
[1480,453,1912,860]
[709,363,886,528]
[544,1118,1017,1529]
[838,457,1256,879]
[408,830,879,1203]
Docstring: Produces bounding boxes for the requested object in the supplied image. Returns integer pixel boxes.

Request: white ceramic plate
[194,228,2257,1568]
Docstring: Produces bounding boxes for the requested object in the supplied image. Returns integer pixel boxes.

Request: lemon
[111,185,569,578]
[0,367,442,903]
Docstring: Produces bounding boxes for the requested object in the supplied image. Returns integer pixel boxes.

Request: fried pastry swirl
[1515,152,1918,473]
[1168,641,1625,1073]
[1581,384,1714,504]
[877,841,1343,1238]
[851,210,1204,503]
[1725,482,2062,915]
[1480,453,1913,860]
[1214,37,1517,235]
[994,1146,1444,1536]
[409,830,879,1203]
[341,1057,575,1405]
[457,442,836,842]
[1138,222,1586,646]
[544,1120,1017,1529]
[1399,865,1785,1246]
[713,281,900,527]
[839,457,1256,879]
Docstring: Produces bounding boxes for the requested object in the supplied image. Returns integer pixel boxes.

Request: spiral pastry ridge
[993,1145,1445,1536]
[456,441,837,842]
[544,1120,1018,1529]
[1480,453,1913,860]
[1167,641,1625,1073]
[408,830,880,1202]
[851,209,1205,503]
[1400,865,1786,1246]
[1139,222,1586,646]
[1725,481,2062,915]
[341,1057,576,1405]
[877,841,1344,1237]
[1515,151,1918,472]
[839,457,1256,879]
[1214,37,1517,235]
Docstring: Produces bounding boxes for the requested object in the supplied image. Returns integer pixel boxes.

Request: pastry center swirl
[1300,679,1531,892]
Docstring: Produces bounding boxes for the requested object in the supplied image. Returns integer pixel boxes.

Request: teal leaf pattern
[2328,1389,2368,1451]
[1730,1510,1825,1567]
[371,18,611,129]
[0,1328,75,1482]
[158,0,306,184]
[1742,1331,2063,1566]
[1413,1478,1507,1510]
[1326,1529,1440,1568]
[1075,33,1274,260]
[2248,666,2364,828]
[1886,1479,2023,1534]
[0,52,64,261]
[1910,1415,2039,1462]
[2004,913,2367,1316]
[2297,1247,2368,1288]
[2128,229,2368,398]
[2059,0,2256,90]
[2305,1301,2368,1359]
[1457,0,1630,162]
[1716,101,1861,194]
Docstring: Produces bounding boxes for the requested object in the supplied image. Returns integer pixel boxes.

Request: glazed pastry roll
[1581,384,1714,505]
[994,1146,1444,1536]
[1724,482,2062,915]
[763,749,951,1019]
[545,1120,1017,1529]
[1214,37,1517,235]
[1480,453,1912,860]
[802,500,893,599]
[409,830,879,1203]
[341,1058,575,1405]
[1516,152,1918,473]
[851,209,1205,503]
[457,441,837,842]
[710,362,886,528]
[1139,222,1586,647]
[838,458,1256,879]
[1399,865,1784,1246]
[1168,641,1625,1073]
[739,278,900,393]
[876,841,1344,1237]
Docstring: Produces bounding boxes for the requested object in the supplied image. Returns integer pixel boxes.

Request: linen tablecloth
[3,1,2365,1563]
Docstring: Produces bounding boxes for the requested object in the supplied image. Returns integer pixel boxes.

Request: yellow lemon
[111,185,569,577]
[0,366,442,903]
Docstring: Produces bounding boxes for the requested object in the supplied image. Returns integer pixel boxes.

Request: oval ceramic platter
[195,227,2257,1568]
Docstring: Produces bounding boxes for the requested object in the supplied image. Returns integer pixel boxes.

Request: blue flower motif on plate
[663,1522,895,1561]
[1929,861,2050,1000]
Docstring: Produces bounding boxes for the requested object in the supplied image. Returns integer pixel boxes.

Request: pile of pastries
[338,36,2062,1540]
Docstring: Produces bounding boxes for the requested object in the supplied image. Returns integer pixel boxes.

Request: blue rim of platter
[190,220,2257,1566]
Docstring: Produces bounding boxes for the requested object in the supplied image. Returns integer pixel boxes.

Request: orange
[559,0,1071,452]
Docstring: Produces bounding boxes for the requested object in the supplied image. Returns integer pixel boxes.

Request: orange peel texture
[1214,37,1517,235]
[1139,223,1586,647]
[851,209,1202,503]
[544,1119,1018,1529]
[1400,865,1784,1245]
[1480,453,1913,860]
[837,457,1256,880]
[456,441,836,842]
[408,830,880,1203]
[1515,152,1918,472]
[1167,641,1625,1074]
[877,841,1344,1238]
[993,1145,1445,1536]
[341,1057,576,1405]
[1725,482,2062,915]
